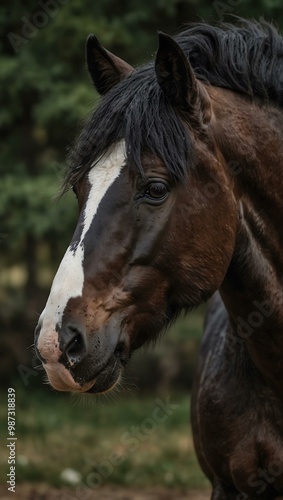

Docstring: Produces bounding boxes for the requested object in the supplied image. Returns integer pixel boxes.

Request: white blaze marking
[38,141,126,357]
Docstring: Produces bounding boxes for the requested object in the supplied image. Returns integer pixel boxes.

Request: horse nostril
[67,333,83,355]
[62,325,87,367]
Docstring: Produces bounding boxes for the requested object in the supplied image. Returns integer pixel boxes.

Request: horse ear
[155,32,211,124]
[86,35,134,95]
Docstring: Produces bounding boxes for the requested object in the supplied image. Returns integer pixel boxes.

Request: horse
[34,19,283,499]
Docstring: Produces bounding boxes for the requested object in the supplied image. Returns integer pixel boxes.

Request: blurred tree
[0,0,282,382]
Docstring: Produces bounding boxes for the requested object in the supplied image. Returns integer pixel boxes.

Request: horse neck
[211,87,283,393]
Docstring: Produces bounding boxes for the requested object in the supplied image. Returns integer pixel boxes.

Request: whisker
[34,364,44,371]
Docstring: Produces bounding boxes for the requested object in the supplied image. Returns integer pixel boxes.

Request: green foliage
[0,175,75,243]
[0,386,209,489]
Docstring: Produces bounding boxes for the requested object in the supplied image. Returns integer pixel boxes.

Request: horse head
[34,33,239,393]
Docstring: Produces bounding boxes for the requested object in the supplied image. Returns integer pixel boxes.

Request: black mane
[67,19,283,187]
[178,19,283,105]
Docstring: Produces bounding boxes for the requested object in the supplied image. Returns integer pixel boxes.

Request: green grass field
[0,385,209,491]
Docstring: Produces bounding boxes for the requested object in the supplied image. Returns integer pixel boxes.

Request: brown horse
[35,20,283,499]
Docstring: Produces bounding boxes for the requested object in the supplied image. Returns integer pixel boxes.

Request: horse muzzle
[34,316,129,393]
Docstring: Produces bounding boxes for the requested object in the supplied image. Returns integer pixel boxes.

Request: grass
[0,385,209,491]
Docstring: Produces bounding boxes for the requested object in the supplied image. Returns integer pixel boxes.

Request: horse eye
[146,182,168,200]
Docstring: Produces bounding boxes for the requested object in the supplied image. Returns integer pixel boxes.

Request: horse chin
[86,369,122,394]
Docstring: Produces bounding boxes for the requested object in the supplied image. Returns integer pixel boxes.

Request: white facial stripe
[82,140,126,244]
[38,141,126,350]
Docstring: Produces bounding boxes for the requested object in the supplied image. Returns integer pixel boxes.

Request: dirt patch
[0,484,210,499]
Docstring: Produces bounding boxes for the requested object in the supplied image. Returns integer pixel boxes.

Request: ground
[0,485,210,500]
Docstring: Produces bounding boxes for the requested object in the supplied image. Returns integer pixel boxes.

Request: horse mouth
[42,343,126,394]
[80,341,127,394]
